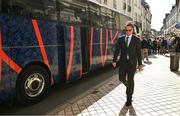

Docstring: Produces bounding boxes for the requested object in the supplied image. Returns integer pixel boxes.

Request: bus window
[57,1,76,24]
[0,0,56,20]
[112,11,120,29]
[25,0,45,19]
[40,0,57,20]
[88,2,101,27]
[100,7,113,28]
[57,1,88,25]
[100,7,107,27]
[106,8,113,29]
[0,0,21,15]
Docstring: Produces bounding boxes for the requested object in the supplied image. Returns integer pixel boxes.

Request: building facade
[163,0,180,36]
[132,0,143,31]
[68,0,152,36]
[141,0,152,39]
[102,0,151,37]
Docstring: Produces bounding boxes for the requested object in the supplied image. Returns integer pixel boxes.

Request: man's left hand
[138,65,143,71]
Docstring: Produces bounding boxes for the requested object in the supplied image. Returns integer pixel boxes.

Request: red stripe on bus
[66,26,74,80]
[32,19,54,85]
[0,50,22,73]
[32,20,50,67]
[100,28,109,66]
[90,27,93,65]
[0,32,22,75]
[110,30,119,44]
[103,28,108,65]
[100,28,104,66]
[0,58,1,80]
[80,66,82,78]
[0,32,2,80]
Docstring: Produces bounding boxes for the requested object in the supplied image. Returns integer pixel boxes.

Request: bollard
[170,53,179,71]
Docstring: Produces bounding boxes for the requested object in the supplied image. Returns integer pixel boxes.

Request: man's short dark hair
[126,22,134,29]
[125,22,135,34]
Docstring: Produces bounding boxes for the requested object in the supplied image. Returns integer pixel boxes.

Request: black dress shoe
[125,101,132,106]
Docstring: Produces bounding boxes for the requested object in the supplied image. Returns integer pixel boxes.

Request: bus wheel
[16,65,50,105]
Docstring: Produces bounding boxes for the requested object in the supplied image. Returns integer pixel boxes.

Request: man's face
[125,26,133,36]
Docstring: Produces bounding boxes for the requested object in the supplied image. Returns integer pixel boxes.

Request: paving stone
[50,55,180,115]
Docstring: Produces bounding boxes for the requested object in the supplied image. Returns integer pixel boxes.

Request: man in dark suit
[112,22,143,107]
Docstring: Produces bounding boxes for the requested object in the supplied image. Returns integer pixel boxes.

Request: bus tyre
[16,65,50,105]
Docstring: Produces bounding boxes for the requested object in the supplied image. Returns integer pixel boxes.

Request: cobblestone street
[48,54,180,116]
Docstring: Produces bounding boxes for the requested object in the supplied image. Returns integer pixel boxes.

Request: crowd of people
[140,35,180,62]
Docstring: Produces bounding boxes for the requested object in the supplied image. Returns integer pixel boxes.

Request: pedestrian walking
[152,38,157,54]
[157,38,161,54]
[174,36,180,53]
[112,22,143,107]
[161,37,167,55]
[141,37,149,61]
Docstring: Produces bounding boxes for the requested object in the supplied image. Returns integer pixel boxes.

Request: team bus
[0,0,138,105]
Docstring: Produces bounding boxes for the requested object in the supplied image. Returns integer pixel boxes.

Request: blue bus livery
[0,0,124,105]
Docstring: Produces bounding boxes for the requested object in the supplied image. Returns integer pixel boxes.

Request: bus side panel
[57,24,66,83]
[0,15,26,102]
[0,15,66,102]
[8,17,66,84]
[101,28,109,66]
[0,15,67,102]
[3,15,43,68]
[0,53,13,103]
[64,25,82,82]
[90,28,118,71]
[90,28,101,70]
[106,29,119,65]
[37,21,66,83]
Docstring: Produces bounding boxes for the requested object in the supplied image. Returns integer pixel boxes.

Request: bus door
[80,26,90,75]
[64,25,82,82]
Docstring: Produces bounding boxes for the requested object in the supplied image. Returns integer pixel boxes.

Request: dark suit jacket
[113,35,142,70]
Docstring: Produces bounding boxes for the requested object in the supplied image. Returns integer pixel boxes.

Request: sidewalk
[48,54,180,116]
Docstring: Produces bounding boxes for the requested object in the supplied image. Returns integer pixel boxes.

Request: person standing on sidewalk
[141,37,149,62]
[112,22,143,107]
[174,36,180,53]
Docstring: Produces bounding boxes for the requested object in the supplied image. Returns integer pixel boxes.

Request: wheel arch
[16,61,51,86]
[15,61,52,105]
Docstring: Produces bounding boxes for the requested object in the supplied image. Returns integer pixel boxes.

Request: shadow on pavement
[48,74,123,115]
[0,66,118,115]
[165,54,171,58]
[119,104,136,116]
[71,80,121,115]
[143,60,152,65]
[148,55,158,59]
[172,71,180,76]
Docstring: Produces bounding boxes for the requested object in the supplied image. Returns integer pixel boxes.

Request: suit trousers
[119,60,136,101]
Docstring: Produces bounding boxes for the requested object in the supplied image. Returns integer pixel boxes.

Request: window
[128,5,131,12]
[134,12,137,21]
[112,11,120,29]
[128,0,131,5]
[0,0,57,20]
[104,0,107,5]
[0,0,28,16]
[113,0,117,9]
[123,3,126,10]
[88,2,101,27]
[100,7,113,28]
[57,1,88,25]
[27,0,56,20]
[134,0,137,6]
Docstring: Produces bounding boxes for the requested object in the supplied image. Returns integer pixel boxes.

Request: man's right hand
[112,62,116,68]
